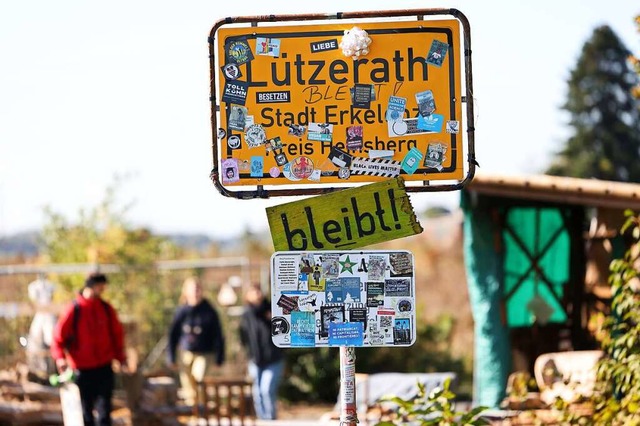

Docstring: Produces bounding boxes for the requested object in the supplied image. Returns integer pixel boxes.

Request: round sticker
[271,317,290,336]
[392,120,408,136]
[291,156,314,179]
[217,128,226,139]
[282,162,301,181]
[227,40,252,64]
[338,167,351,179]
[227,135,241,149]
[269,166,280,178]
[398,299,413,312]
[221,63,241,80]
[245,124,266,148]
[390,110,401,120]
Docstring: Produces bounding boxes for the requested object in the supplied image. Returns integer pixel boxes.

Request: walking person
[50,272,127,426]
[239,283,285,420]
[167,277,225,408]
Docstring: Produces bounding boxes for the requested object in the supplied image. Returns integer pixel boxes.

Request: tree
[40,178,183,360]
[547,25,640,182]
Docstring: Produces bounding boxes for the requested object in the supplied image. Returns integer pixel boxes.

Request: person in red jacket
[51,272,126,426]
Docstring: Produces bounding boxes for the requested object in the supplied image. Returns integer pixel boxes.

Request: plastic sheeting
[503,208,569,327]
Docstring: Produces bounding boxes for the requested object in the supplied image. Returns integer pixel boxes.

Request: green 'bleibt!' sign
[266,177,423,251]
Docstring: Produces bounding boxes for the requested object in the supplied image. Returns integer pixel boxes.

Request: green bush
[589,211,640,424]
[375,377,488,425]
[551,211,640,425]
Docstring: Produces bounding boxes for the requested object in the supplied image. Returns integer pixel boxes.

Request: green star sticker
[339,255,356,274]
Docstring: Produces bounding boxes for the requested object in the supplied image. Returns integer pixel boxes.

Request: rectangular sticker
[291,311,316,346]
[320,305,345,338]
[352,84,373,109]
[256,90,291,103]
[350,158,401,177]
[256,37,281,57]
[384,278,412,297]
[388,118,436,138]
[329,322,364,346]
[274,255,299,291]
[393,318,412,344]
[415,89,436,117]
[228,105,248,131]
[308,122,333,142]
[366,282,384,307]
[386,96,407,121]
[417,113,445,133]
[426,40,449,67]
[310,39,339,53]
[222,81,249,105]
[401,147,423,175]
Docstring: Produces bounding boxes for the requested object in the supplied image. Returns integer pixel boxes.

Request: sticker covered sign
[210,10,474,196]
[270,250,416,348]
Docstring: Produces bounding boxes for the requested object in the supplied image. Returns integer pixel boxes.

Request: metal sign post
[340,346,358,425]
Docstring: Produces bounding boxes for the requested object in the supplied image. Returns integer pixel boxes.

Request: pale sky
[1,1,638,239]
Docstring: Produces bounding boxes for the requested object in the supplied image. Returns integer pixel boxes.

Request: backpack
[65,299,113,350]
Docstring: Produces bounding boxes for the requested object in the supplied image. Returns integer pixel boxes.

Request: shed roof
[466,172,640,210]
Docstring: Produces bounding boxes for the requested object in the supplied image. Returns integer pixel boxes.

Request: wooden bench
[195,377,255,425]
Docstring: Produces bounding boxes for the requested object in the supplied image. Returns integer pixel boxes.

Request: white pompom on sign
[339,26,372,60]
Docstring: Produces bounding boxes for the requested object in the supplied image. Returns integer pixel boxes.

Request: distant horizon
[0,196,462,239]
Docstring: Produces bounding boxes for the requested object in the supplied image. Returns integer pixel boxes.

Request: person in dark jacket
[239,283,284,420]
[167,277,225,407]
[51,272,127,426]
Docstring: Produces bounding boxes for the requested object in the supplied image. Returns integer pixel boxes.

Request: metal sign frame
[208,9,475,199]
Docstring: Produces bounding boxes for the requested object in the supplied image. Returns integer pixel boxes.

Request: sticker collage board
[270,250,416,348]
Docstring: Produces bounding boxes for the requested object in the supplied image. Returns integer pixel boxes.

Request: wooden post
[340,346,358,426]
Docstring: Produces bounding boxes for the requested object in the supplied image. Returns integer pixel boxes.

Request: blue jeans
[247,360,284,420]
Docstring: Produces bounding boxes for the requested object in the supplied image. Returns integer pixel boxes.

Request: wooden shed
[461,172,640,407]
